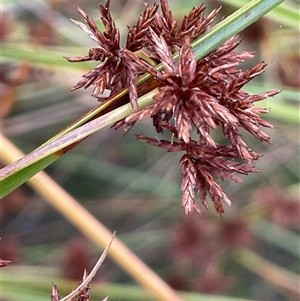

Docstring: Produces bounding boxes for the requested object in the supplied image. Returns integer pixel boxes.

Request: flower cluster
[67,0,279,215]
[66,0,159,110]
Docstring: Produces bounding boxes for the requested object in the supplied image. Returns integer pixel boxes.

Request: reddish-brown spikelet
[126,2,159,51]
[150,0,221,53]
[136,127,259,216]
[66,2,121,96]
[66,1,129,109]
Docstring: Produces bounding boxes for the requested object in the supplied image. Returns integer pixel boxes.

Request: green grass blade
[253,220,300,258]
[218,0,300,29]
[2,266,257,301]
[1,44,95,70]
[0,92,155,197]
[191,0,285,60]
[259,99,300,125]
[244,84,300,125]
[1,155,58,197]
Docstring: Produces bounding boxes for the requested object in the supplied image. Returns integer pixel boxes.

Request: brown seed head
[67,0,279,215]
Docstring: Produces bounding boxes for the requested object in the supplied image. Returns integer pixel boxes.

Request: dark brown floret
[150,0,221,53]
[66,2,123,99]
[136,128,259,215]
[126,2,159,51]
[66,0,158,110]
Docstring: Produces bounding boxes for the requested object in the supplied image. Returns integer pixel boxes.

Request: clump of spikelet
[66,0,279,215]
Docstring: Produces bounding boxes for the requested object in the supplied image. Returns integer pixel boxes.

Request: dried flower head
[66,0,158,110]
[66,2,123,98]
[150,1,220,53]
[136,126,259,215]
[67,0,279,215]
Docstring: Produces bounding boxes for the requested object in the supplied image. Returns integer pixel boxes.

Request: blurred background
[1,0,299,300]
